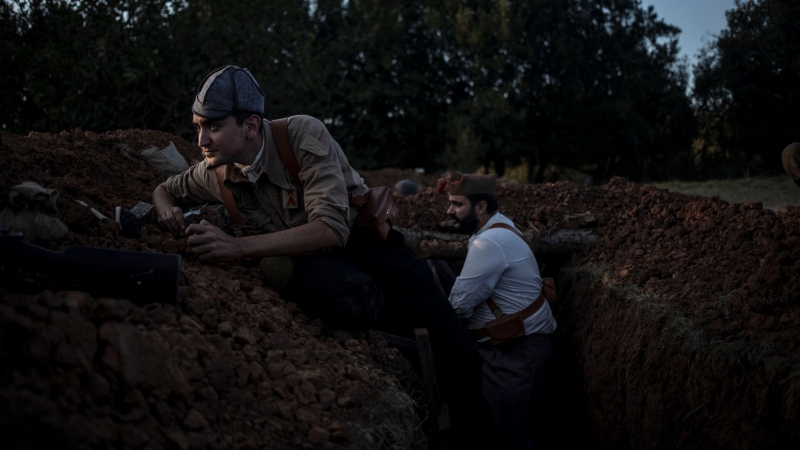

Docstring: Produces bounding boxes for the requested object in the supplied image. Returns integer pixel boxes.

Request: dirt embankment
[398,178,800,342]
[0,129,421,449]
[3,126,800,449]
[398,178,800,449]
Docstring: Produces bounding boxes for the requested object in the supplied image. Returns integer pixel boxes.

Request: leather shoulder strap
[271,118,301,184]
[487,222,526,241]
[486,297,504,318]
[213,165,245,227]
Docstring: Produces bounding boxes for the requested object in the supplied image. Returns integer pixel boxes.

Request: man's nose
[197,129,211,147]
[447,205,455,215]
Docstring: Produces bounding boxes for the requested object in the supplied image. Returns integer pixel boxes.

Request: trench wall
[553,265,800,450]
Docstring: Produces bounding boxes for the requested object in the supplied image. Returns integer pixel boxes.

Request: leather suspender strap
[271,117,370,208]
[271,118,301,184]
[213,165,246,228]
[210,118,297,228]
[487,222,526,241]
[210,119,298,234]
[486,298,503,319]
[472,291,546,339]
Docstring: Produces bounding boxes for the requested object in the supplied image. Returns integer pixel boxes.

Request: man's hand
[157,205,186,235]
[185,220,244,261]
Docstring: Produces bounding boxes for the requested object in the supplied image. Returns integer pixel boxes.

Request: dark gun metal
[0,229,181,306]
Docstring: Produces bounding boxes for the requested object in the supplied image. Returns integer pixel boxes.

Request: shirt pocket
[235,190,281,233]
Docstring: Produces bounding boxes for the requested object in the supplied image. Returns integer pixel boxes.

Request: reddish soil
[395,177,800,449]
[3,125,799,448]
[0,130,422,449]
[398,178,800,341]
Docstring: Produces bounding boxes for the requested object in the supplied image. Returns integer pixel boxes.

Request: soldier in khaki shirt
[159,113,368,250]
[153,66,494,445]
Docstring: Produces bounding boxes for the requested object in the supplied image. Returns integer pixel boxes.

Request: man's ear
[245,115,261,138]
[476,200,488,215]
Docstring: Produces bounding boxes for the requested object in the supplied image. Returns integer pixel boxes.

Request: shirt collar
[475,212,504,236]
[234,130,266,183]
[467,212,502,244]
[211,119,294,189]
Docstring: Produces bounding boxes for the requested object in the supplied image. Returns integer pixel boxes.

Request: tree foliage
[2,0,695,181]
[693,0,800,177]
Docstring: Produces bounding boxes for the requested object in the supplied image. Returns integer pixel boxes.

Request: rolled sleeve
[294,118,351,245]
[449,237,508,318]
[164,160,223,206]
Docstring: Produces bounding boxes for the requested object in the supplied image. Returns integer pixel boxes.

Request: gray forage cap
[192,65,265,120]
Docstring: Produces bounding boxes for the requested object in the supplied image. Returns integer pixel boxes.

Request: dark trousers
[478,333,555,450]
[291,229,494,445]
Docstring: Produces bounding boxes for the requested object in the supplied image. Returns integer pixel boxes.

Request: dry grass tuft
[558,264,800,447]
[563,264,800,392]
[624,278,787,369]
[353,386,420,450]
[652,175,800,211]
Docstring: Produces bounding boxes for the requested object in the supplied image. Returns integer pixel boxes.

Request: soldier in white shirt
[442,172,557,450]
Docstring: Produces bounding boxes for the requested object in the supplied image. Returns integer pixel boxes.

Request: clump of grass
[576,265,800,365]
[354,386,421,450]
[563,265,800,380]
[559,264,800,448]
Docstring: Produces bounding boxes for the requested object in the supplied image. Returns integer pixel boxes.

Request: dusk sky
[645,0,738,68]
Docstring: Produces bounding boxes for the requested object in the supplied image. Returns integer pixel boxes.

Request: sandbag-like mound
[397,178,800,448]
[0,130,421,449]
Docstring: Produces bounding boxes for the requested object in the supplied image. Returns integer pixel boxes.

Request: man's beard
[449,206,479,234]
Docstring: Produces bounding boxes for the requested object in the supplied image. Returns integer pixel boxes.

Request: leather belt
[469,292,546,340]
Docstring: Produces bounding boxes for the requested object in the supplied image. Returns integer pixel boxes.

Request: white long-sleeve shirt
[449,212,557,341]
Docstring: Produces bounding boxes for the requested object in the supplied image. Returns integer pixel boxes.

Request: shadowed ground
[653,175,800,211]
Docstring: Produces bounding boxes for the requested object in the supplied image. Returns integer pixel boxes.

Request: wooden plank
[396,226,600,260]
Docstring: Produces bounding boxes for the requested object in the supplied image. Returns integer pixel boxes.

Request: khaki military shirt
[164,115,370,245]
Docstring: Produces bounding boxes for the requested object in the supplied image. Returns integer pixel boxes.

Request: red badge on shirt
[282,188,298,209]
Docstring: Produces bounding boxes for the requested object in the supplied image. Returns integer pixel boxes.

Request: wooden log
[395,227,600,260]
[560,211,597,228]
